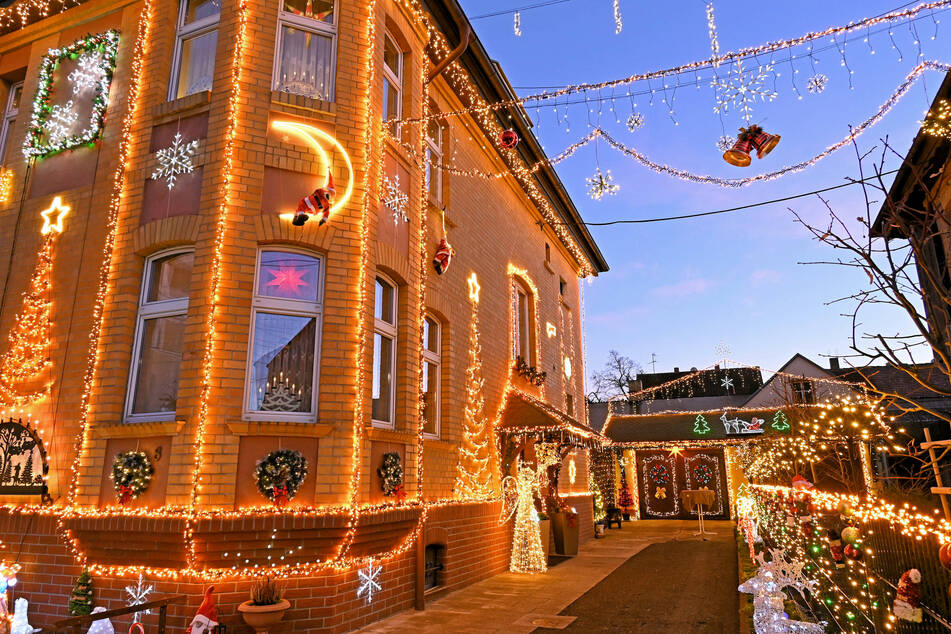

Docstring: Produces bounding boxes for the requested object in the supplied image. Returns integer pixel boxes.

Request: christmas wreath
[111,451,154,504]
[693,464,713,487]
[254,449,308,507]
[378,452,405,501]
[649,463,670,485]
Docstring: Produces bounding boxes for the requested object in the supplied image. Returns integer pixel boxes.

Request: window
[422,315,441,437]
[169,0,220,99]
[0,81,22,164]
[559,277,567,297]
[274,0,337,100]
[372,276,397,426]
[382,31,403,137]
[514,282,535,363]
[791,380,815,404]
[424,118,443,204]
[545,243,551,263]
[126,250,193,421]
[566,393,574,417]
[246,249,323,420]
[424,544,444,590]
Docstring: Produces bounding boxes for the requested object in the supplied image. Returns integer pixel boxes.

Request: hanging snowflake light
[586,167,619,200]
[613,0,622,34]
[124,574,154,624]
[626,111,645,132]
[710,59,777,123]
[716,134,736,152]
[806,73,829,94]
[67,52,106,94]
[513,11,521,36]
[151,132,199,189]
[45,101,79,146]
[382,174,409,223]
[357,561,382,604]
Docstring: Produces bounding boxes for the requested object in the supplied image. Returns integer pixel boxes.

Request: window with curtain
[514,282,535,363]
[274,0,337,101]
[126,250,194,421]
[170,0,220,99]
[424,117,443,204]
[0,81,21,164]
[372,276,397,427]
[422,315,441,436]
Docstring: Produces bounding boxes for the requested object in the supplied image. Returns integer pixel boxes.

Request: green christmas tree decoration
[68,569,94,616]
[772,410,791,432]
[693,414,711,435]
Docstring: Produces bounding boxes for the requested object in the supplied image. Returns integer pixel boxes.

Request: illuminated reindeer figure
[721,412,765,435]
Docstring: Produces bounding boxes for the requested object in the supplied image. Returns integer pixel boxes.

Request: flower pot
[550,511,580,556]
[238,599,291,633]
[594,523,605,538]
[538,518,551,563]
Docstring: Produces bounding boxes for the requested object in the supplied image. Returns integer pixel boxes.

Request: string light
[921,97,951,138]
[0,169,12,204]
[706,1,720,66]
[613,0,622,35]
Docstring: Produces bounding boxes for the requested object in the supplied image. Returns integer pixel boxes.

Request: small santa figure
[188,586,218,634]
[827,529,845,569]
[432,237,454,275]
[293,171,335,227]
[893,569,923,623]
[791,474,814,490]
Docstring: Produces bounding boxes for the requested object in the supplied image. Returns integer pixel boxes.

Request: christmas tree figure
[617,460,634,511]
[454,276,495,499]
[772,410,791,432]
[68,569,94,616]
[693,414,711,435]
[19,454,33,485]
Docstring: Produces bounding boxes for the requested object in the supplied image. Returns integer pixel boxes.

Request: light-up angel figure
[500,462,547,574]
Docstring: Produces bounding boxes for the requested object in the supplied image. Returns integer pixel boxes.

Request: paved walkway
[359,519,738,633]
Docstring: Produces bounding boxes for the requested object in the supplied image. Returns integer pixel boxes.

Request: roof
[605,407,801,444]
[873,71,951,238]
[498,390,605,447]
[633,366,764,400]
[423,0,609,274]
[832,363,951,399]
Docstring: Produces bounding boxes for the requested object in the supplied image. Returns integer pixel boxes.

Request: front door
[635,448,730,520]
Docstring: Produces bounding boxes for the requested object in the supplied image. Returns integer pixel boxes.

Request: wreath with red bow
[693,464,714,487]
[255,449,308,507]
[111,451,154,505]
[649,463,670,485]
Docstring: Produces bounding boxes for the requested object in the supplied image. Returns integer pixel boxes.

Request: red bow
[393,484,407,502]
[273,485,289,508]
[118,484,134,505]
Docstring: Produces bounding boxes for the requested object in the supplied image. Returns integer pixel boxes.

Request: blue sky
[457,0,951,383]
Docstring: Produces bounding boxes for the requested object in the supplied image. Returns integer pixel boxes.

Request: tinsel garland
[254,449,307,507]
[110,450,153,504]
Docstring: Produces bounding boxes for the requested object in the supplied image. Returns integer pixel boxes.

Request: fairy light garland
[706,1,720,67]
[0,169,12,204]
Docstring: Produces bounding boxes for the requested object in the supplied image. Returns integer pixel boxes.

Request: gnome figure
[827,529,845,569]
[188,586,218,634]
[293,171,335,227]
[893,569,923,623]
[9,598,32,634]
[86,607,115,634]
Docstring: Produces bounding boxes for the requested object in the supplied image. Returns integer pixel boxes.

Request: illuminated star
[721,376,734,392]
[467,273,481,303]
[40,196,70,235]
[266,267,308,296]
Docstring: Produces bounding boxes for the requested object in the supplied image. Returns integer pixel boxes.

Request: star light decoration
[710,59,777,124]
[806,73,829,94]
[720,375,734,392]
[382,174,409,222]
[67,52,106,94]
[626,111,645,132]
[266,266,308,296]
[585,167,619,200]
[40,196,70,234]
[151,132,199,190]
[356,561,382,604]
[124,573,154,623]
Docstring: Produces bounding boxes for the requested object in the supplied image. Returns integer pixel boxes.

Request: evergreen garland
[110,450,154,504]
[68,569,93,616]
[378,452,404,498]
[254,449,308,506]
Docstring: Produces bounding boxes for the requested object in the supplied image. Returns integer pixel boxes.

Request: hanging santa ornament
[499,129,519,149]
[722,124,780,166]
[939,542,951,570]
[432,207,454,275]
[293,171,335,227]
[826,528,845,569]
[893,569,923,623]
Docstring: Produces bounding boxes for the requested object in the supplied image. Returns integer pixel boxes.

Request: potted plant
[238,577,290,633]
[549,500,580,556]
[538,511,551,563]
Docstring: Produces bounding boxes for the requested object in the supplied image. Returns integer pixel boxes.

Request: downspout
[426,23,471,84]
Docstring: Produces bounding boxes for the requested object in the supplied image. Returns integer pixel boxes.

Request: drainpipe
[426,23,471,84]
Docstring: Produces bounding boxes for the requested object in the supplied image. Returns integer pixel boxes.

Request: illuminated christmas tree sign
[22,30,119,158]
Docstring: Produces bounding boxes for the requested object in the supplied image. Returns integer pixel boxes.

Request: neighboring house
[0,1,608,631]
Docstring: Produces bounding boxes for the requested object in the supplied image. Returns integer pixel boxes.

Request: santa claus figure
[893,569,923,623]
[293,171,335,227]
[188,586,218,634]
[432,237,454,275]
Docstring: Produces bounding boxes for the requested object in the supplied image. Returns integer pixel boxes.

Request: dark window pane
[372,332,393,422]
[258,251,321,302]
[374,278,394,324]
[146,251,194,302]
[183,0,220,23]
[424,317,438,352]
[423,360,438,435]
[250,313,316,412]
[132,315,186,414]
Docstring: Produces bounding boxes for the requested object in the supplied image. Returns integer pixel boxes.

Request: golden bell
[751,130,781,158]
[723,138,752,167]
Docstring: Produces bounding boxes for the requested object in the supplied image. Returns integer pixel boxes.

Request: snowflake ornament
[626,111,645,132]
[151,132,199,189]
[382,174,409,222]
[806,73,828,94]
[710,59,777,124]
[716,134,736,152]
[45,101,79,145]
[586,167,619,200]
[720,376,734,392]
[124,573,154,623]
[357,561,382,604]
[67,52,106,94]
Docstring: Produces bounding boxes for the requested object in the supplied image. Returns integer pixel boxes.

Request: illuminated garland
[23,30,119,158]
[0,169,12,204]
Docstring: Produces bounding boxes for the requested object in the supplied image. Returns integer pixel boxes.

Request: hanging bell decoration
[749,126,781,158]
[722,136,753,167]
[722,124,780,166]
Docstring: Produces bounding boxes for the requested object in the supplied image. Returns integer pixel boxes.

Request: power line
[469,0,572,20]
[556,169,899,226]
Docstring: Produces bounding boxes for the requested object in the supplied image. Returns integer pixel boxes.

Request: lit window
[0,81,22,164]
[514,282,535,363]
[792,380,815,404]
[372,276,397,426]
[274,0,337,100]
[422,315,441,437]
[424,117,443,204]
[246,249,323,420]
[382,31,403,137]
[126,250,193,421]
[169,0,220,99]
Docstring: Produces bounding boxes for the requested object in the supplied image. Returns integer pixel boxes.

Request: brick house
[0,0,607,630]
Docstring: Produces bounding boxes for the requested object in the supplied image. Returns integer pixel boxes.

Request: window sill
[270,90,335,117]
[366,426,417,444]
[153,91,211,121]
[543,260,556,275]
[227,419,335,438]
[92,419,185,439]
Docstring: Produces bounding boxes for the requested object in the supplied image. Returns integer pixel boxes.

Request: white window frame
[422,314,441,438]
[424,119,443,204]
[272,0,339,101]
[244,247,325,422]
[0,81,22,164]
[514,283,534,363]
[168,0,221,101]
[372,274,398,428]
[792,379,815,404]
[124,248,193,423]
[382,30,403,136]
